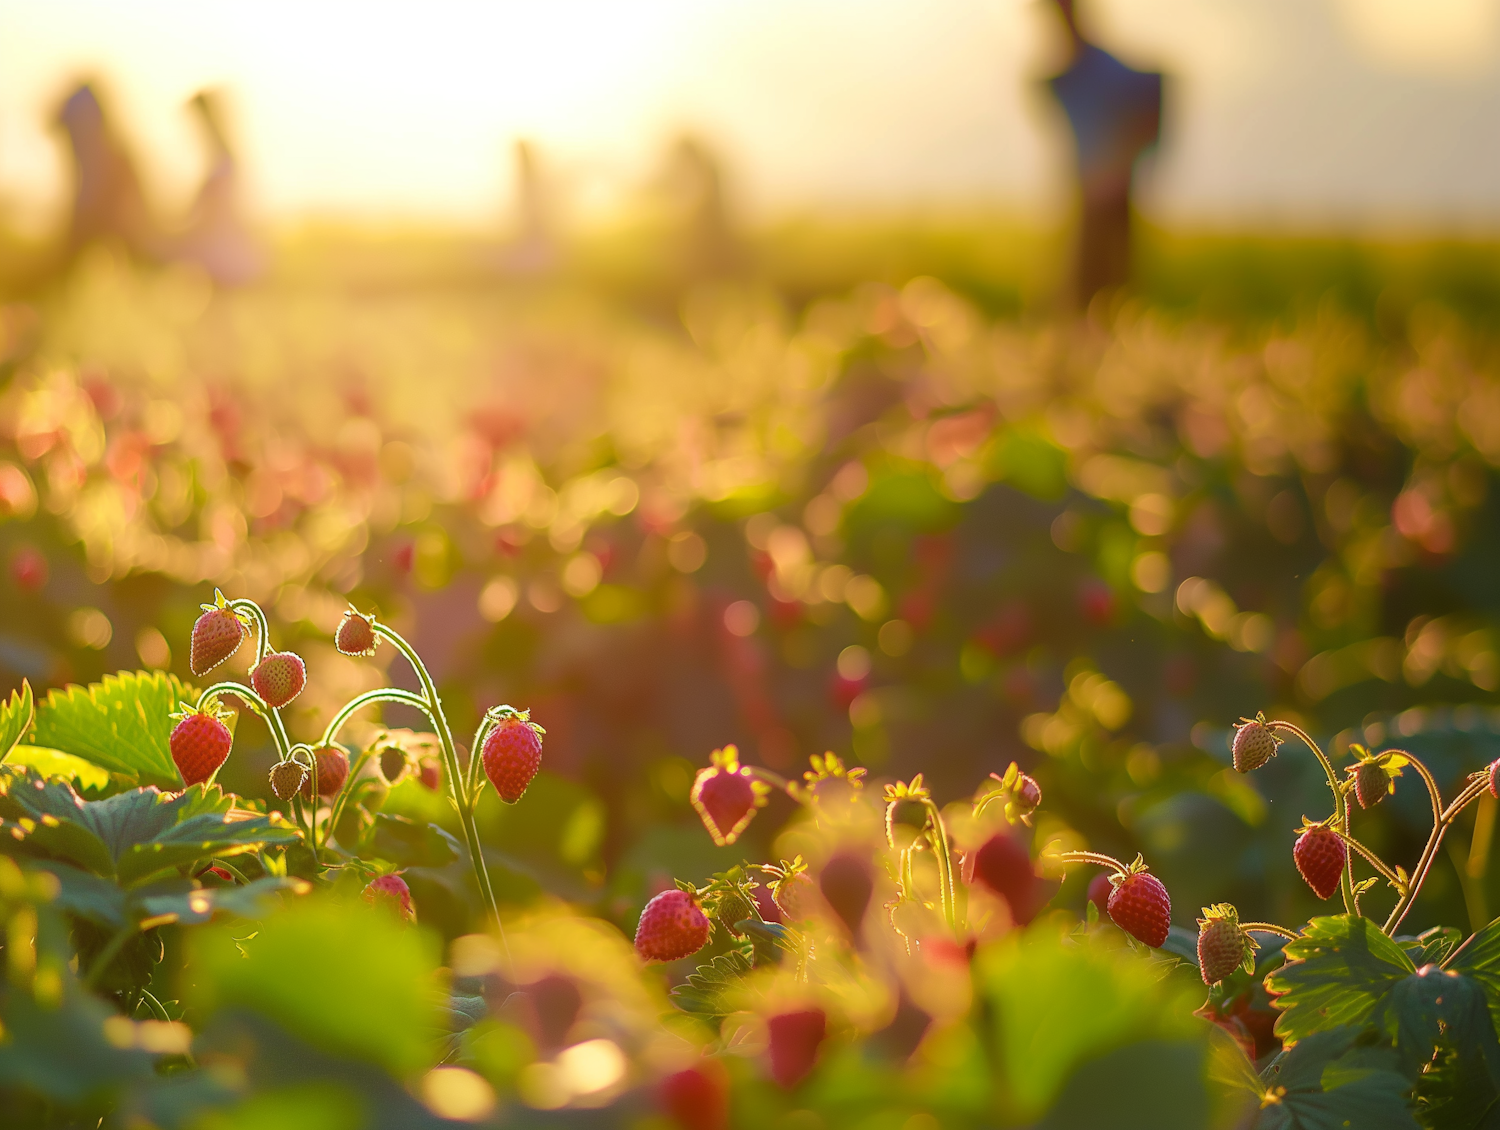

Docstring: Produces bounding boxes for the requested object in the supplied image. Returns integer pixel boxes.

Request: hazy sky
[0,0,1497,231]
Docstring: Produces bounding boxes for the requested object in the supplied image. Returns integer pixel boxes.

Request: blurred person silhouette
[1044,0,1162,308]
[52,81,158,271]
[173,88,264,285]
[498,139,557,275]
[661,135,741,281]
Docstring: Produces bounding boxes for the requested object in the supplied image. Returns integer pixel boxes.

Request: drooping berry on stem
[635,888,711,962]
[481,707,545,803]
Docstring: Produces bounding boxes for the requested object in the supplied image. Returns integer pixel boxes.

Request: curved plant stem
[1055,850,1130,875]
[375,623,505,957]
[320,688,434,749]
[84,923,136,989]
[746,766,807,802]
[920,797,958,935]
[138,987,171,1023]
[206,858,250,885]
[467,715,497,804]
[1386,775,1491,934]
[229,599,272,665]
[1240,921,1299,940]
[1270,722,1357,917]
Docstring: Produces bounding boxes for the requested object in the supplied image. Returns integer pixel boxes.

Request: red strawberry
[251,651,306,709]
[302,745,349,800]
[634,889,711,962]
[1232,716,1280,773]
[364,873,415,921]
[1107,867,1172,948]
[819,852,873,939]
[519,974,583,1052]
[417,757,441,792]
[197,865,234,884]
[170,706,234,786]
[1196,904,1255,985]
[190,600,246,677]
[1354,761,1388,810]
[1294,823,1346,900]
[481,709,544,803]
[268,758,307,800]
[1489,760,1500,800]
[752,884,783,924]
[965,832,1044,926]
[1086,872,1113,915]
[659,1061,729,1130]
[691,747,764,845]
[767,1008,826,1088]
[10,546,47,592]
[335,608,378,656]
[1014,772,1042,814]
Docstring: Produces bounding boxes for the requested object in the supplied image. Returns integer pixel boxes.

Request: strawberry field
[3,238,1500,1128]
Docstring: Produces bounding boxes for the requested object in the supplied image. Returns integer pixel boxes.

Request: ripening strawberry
[819,852,873,939]
[767,1008,826,1089]
[965,832,1044,926]
[1014,772,1042,814]
[171,706,234,786]
[379,745,408,785]
[197,865,233,884]
[1354,760,1388,810]
[190,599,246,677]
[335,608,378,656]
[634,889,711,962]
[1231,716,1280,774]
[1196,904,1256,985]
[481,709,544,803]
[417,757,441,791]
[659,1061,729,1130]
[691,750,763,846]
[773,872,815,921]
[251,651,306,709]
[268,758,307,801]
[364,873,415,921]
[1294,823,1346,900]
[301,745,349,800]
[1107,867,1172,948]
[1489,760,1500,800]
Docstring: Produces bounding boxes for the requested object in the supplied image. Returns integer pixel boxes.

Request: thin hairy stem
[320,688,434,749]
[1240,922,1299,941]
[229,598,272,665]
[1055,850,1130,875]
[1385,775,1491,934]
[921,797,958,935]
[376,623,506,961]
[467,715,497,804]
[1337,830,1403,889]
[1270,722,1357,917]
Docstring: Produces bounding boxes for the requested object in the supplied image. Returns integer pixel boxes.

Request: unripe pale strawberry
[965,831,1044,926]
[481,710,544,803]
[690,746,765,846]
[379,745,408,785]
[170,706,234,786]
[301,745,349,800]
[659,1061,729,1130]
[1196,904,1256,985]
[1232,717,1280,773]
[1294,824,1346,900]
[819,852,873,939]
[634,889,711,962]
[251,651,306,709]
[190,601,246,677]
[364,873,415,921]
[1107,868,1171,948]
[885,797,928,851]
[1354,761,1388,810]
[268,759,307,801]
[773,872,815,920]
[767,1008,826,1088]
[335,608,378,656]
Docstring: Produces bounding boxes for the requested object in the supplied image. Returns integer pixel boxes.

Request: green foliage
[186,895,443,1078]
[0,767,297,885]
[670,947,754,1020]
[1251,1028,1420,1130]
[30,672,200,789]
[0,680,33,761]
[366,814,459,869]
[1268,916,1416,1042]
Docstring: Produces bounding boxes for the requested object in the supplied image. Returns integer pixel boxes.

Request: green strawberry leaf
[367,813,460,869]
[1397,925,1463,968]
[3,745,113,794]
[35,861,305,931]
[1253,1027,1419,1129]
[1161,925,1201,968]
[30,671,199,788]
[1382,966,1500,1123]
[1267,916,1416,1043]
[0,768,297,884]
[1447,916,1500,1037]
[670,948,754,1019]
[0,680,33,760]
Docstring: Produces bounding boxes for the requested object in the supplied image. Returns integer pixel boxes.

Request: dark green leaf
[1267,916,1415,1042]
[31,671,198,787]
[1040,1039,1208,1130]
[1383,966,1500,1125]
[1398,925,1462,968]
[116,811,298,886]
[130,875,307,926]
[367,813,459,868]
[1161,925,1201,968]
[1448,917,1500,1037]
[1254,1027,1419,1130]
[0,680,33,760]
[34,861,127,927]
[670,948,754,1019]
[0,978,157,1104]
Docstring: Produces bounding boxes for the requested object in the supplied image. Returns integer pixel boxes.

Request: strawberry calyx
[484,703,546,737]
[170,697,237,726]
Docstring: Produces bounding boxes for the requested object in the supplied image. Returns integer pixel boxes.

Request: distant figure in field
[499,139,558,275]
[175,88,264,285]
[1045,0,1162,308]
[53,82,157,268]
